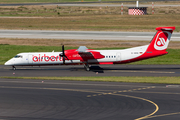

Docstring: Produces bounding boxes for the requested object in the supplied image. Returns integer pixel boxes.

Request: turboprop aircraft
[5,26,175,71]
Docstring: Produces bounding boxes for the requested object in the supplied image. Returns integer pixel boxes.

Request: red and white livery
[5,27,175,71]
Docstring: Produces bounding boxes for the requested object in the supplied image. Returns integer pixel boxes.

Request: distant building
[128,7,147,15]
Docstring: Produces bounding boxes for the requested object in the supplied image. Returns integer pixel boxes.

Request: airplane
[4,26,175,71]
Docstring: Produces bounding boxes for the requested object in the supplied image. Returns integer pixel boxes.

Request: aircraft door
[28,54,33,65]
[116,52,121,61]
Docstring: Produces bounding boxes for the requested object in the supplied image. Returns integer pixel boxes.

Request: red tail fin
[147,26,175,52]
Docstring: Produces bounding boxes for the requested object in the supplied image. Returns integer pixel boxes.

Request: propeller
[59,45,67,64]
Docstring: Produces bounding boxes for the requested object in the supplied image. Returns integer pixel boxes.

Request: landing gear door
[116,52,121,61]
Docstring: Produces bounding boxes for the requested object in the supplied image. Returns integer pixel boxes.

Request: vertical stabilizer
[147,26,175,52]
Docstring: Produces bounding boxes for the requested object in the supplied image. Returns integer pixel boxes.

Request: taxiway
[0,79,180,120]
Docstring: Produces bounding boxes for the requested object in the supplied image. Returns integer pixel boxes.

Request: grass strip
[0,15,179,32]
[1,76,180,84]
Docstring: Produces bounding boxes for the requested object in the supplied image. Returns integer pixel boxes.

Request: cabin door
[116,52,121,61]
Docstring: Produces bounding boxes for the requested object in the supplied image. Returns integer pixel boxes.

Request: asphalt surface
[0,78,180,120]
[1,64,180,77]
[0,30,180,41]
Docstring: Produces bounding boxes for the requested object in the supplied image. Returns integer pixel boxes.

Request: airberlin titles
[32,54,63,62]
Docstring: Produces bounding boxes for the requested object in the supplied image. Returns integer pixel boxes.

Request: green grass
[2,76,180,84]
[1,44,180,65]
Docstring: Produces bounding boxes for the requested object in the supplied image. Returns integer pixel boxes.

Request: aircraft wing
[77,46,104,59]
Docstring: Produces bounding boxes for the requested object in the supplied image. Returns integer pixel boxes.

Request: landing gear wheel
[86,67,90,71]
[84,63,90,71]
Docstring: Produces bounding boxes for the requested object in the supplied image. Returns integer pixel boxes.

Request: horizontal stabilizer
[156,26,175,31]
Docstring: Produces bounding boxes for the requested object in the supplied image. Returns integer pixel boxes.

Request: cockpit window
[14,55,23,58]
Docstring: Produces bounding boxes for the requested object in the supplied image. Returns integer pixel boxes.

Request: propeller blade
[62,45,64,56]
[60,45,66,64]
[60,45,69,64]
[63,56,65,64]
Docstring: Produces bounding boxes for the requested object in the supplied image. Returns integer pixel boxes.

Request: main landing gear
[84,62,90,71]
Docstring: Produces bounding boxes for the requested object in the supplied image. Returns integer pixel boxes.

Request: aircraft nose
[4,60,14,66]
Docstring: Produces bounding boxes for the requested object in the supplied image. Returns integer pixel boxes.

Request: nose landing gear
[12,66,16,71]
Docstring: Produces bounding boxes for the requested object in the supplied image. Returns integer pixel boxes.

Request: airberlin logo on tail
[157,37,166,46]
[154,31,171,50]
